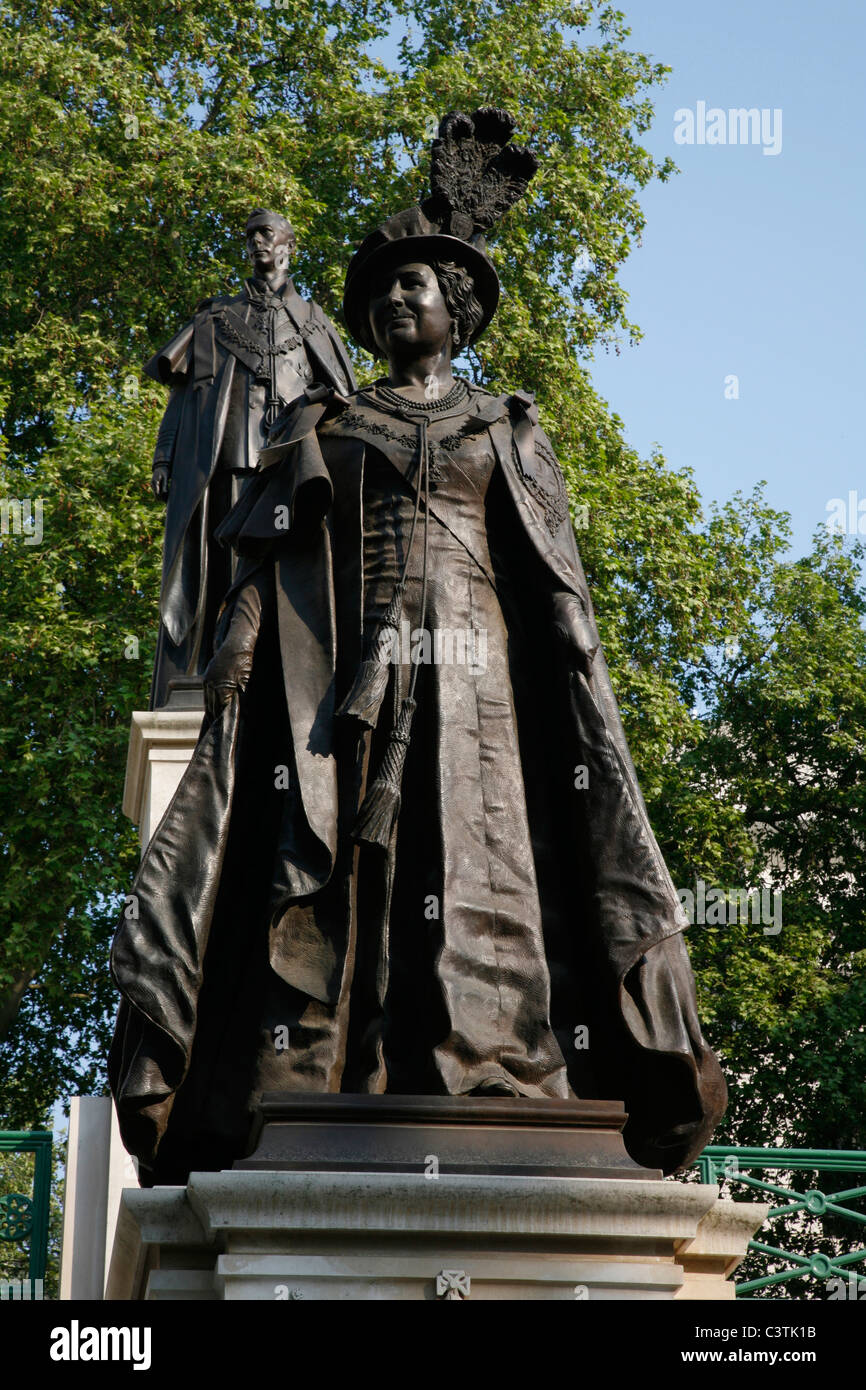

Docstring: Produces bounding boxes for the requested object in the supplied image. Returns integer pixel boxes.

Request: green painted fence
[695,1146,866,1297]
[0,1130,52,1298]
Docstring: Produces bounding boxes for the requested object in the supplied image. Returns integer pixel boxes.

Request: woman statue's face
[368,261,454,362]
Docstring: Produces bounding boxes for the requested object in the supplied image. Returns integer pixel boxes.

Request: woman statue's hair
[432,260,485,351]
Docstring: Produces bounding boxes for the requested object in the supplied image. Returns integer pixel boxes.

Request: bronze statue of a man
[111,113,725,1186]
[145,209,356,708]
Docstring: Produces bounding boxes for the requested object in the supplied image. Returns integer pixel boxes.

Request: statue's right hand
[151,464,171,501]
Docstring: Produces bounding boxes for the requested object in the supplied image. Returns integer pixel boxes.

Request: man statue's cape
[144,281,356,649]
[110,387,726,1178]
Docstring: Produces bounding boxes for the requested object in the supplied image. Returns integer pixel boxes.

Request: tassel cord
[352,417,432,848]
[371,425,427,666]
[336,422,427,725]
[407,418,431,705]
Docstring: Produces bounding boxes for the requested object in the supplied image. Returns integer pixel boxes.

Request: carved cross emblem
[436,1269,471,1300]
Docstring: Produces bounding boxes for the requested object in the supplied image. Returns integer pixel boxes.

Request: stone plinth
[122,707,203,848]
[674,1195,766,1300]
[59,1097,139,1300]
[106,1171,768,1301]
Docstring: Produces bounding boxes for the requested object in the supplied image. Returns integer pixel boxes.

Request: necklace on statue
[372,377,470,415]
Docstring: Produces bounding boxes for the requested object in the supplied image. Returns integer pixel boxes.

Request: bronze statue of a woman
[110,110,726,1185]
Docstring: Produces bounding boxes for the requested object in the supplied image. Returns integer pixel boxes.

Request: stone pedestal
[674,1197,768,1300]
[122,703,203,848]
[106,1170,767,1301]
[59,1097,139,1300]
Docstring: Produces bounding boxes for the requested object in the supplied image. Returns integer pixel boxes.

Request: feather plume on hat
[425,107,539,242]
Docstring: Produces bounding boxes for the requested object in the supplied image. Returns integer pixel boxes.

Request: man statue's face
[246,217,295,276]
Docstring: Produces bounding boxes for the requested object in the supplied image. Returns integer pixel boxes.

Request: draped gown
[344,381,570,1098]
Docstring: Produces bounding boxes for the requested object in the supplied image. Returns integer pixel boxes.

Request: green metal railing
[0,1130,52,1298]
[695,1145,866,1297]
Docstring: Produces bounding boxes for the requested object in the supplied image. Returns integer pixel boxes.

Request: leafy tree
[670,523,866,1152]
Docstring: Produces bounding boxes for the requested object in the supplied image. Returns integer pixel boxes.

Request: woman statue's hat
[343,108,538,354]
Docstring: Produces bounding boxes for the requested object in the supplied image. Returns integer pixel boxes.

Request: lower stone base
[106,1171,766,1301]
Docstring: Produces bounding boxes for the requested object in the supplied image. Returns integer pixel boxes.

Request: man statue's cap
[343,108,537,354]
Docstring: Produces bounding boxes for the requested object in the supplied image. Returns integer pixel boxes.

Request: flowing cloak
[109,385,726,1179]
[145,280,356,670]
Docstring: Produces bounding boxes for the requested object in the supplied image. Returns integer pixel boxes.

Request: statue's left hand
[151,464,171,500]
[551,592,600,672]
[202,574,268,718]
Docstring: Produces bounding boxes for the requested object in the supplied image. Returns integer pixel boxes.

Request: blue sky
[583,0,865,561]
